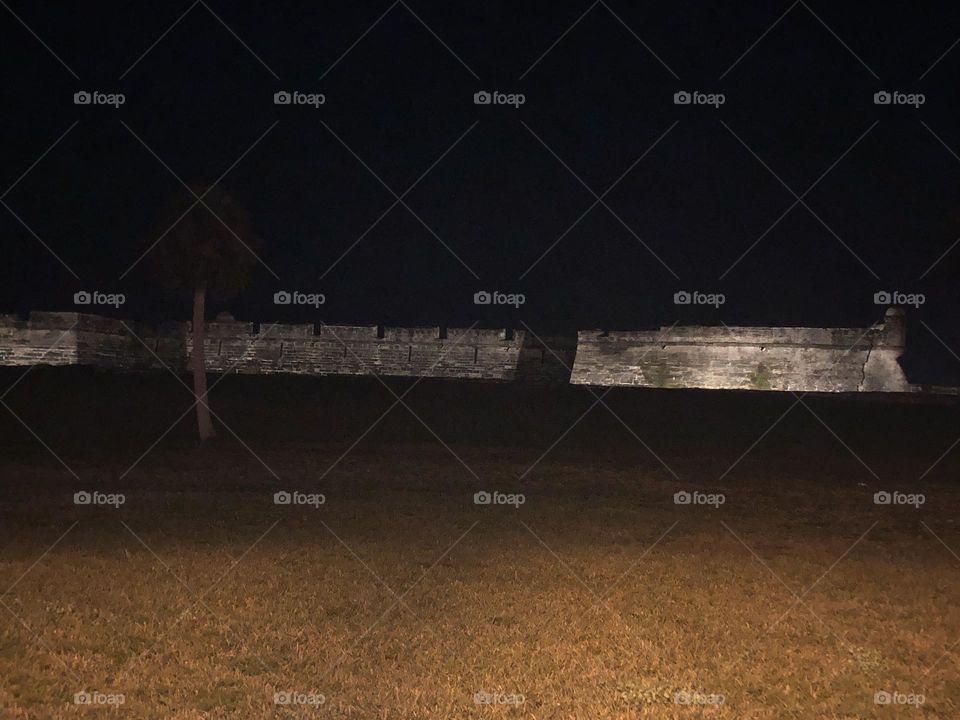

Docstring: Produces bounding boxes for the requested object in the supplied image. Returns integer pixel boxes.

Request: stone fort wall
[0,312,575,385]
[570,308,910,392]
[0,309,911,392]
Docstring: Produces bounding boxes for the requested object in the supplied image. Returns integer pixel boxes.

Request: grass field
[0,368,958,718]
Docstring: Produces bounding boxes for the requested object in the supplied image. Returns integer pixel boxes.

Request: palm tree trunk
[192,285,215,440]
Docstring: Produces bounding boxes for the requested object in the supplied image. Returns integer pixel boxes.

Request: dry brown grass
[0,372,958,718]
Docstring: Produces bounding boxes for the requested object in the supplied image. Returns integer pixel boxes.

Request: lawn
[0,369,958,718]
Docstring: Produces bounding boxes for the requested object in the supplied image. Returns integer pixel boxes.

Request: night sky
[2,1,960,378]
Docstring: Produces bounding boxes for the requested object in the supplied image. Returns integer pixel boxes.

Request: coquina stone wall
[0,312,574,385]
[0,309,912,392]
[570,308,910,392]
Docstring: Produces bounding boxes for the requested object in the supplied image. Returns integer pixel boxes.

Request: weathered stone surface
[570,308,909,392]
[0,309,911,392]
[0,313,568,384]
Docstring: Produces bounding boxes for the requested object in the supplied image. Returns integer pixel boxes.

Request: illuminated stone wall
[0,310,911,392]
[570,309,909,392]
[0,312,573,384]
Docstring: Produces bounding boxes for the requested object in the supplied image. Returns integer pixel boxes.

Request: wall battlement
[0,312,574,385]
[0,310,912,392]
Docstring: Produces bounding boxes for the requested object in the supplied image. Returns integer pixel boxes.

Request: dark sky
[2,1,960,377]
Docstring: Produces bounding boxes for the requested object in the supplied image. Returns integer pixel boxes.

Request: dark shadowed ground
[0,368,958,718]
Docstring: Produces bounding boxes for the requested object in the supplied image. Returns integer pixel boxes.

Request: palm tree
[151,185,260,440]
